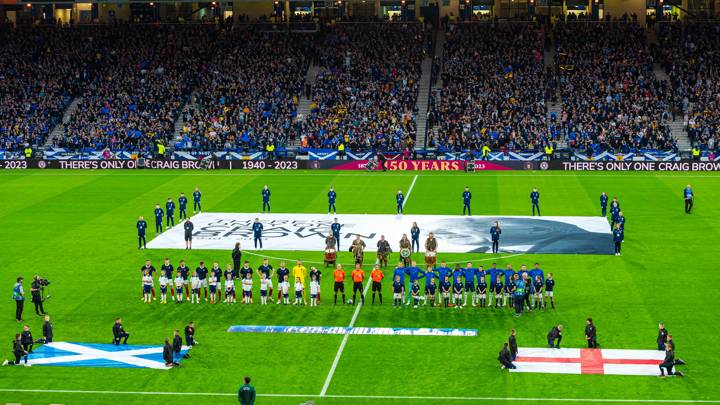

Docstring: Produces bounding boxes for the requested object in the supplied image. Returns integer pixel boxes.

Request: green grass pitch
[1,170,719,405]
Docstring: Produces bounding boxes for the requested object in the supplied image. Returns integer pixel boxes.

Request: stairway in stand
[416,28,445,148]
[654,64,691,152]
[414,56,434,149]
[44,97,82,149]
[291,64,321,148]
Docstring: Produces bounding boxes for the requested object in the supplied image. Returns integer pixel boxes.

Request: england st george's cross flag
[511,347,666,376]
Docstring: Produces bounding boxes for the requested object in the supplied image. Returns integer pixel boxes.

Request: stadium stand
[300,23,427,152]
[0,26,78,152]
[54,25,215,153]
[426,22,550,153]
[656,22,720,155]
[552,22,677,154]
[178,28,313,152]
[0,20,712,156]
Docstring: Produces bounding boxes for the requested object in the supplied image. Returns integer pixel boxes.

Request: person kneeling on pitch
[666,334,685,366]
[113,317,130,345]
[547,324,563,348]
[659,345,683,377]
[498,343,516,370]
[2,334,29,367]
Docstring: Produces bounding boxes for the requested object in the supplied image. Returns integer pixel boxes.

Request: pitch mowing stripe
[319,278,373,396]
[0,389,717,403]
[321,173,417,396]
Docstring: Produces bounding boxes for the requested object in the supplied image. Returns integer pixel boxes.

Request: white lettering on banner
[147,213,613,254]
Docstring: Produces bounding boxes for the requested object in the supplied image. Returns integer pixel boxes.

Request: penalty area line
[0,389,717,403]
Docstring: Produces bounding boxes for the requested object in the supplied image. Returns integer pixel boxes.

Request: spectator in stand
[300,23,425,153]
[0,25,81,151]
[657,23,720,157]
[180,28,313,153]
[427,23,550,154]
[553,23,677,155]
[57,25,216,153]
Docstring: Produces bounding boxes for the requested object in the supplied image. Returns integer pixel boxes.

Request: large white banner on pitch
[147,213,613,254]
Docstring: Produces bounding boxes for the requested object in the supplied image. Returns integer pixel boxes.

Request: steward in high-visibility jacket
[544,144,554,161]
[266,143,276,159]
[481,145,491,160]
[338,143,346,160]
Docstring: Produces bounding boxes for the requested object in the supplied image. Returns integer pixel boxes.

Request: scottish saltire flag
[511,348,665,376]
[26,342,189,370]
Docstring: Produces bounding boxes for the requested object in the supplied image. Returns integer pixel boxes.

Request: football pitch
[1,170,719,405]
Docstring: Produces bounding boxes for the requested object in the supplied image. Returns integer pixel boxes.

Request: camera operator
[12,277,25,322]
[31,276,46,316]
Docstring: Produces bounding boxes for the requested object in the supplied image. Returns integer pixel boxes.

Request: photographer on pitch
[31,275,47,316]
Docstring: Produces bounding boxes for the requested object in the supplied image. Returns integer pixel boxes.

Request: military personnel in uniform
[399,234,412,267]
[325,232,337,249]
[350,236,366,265]
[376,235,391,268]
[424,232,438,268]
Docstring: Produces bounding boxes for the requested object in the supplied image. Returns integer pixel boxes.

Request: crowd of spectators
[54,25,215,153]
[0,26,79,151]
[177,28,313,152]
[657,23,720,155]
[552,22,677,154]
[426,23,550,153]
[300,23,426,152]
[4,21,713,155]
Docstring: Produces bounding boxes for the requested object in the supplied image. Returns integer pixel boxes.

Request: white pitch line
[403,174,418,209]
[319,277,373,396]
[0,389,717,403]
